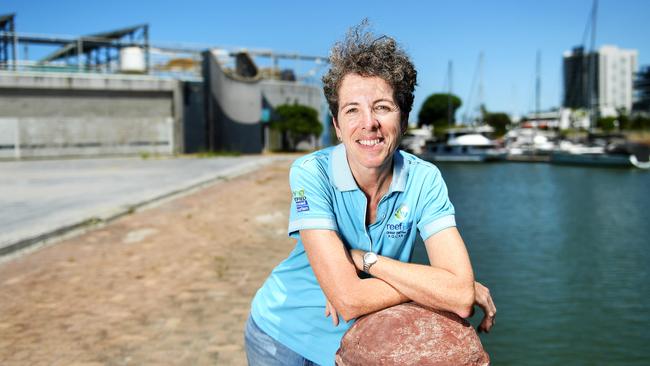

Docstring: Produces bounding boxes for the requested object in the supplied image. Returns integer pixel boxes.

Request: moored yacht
[504,128,557,162]
[419,127,506,163]
[550,140,650,169]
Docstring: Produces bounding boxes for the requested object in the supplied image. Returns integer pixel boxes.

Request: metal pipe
[11,21,17,70]
[77,38,82,72]
[144,25,150,74]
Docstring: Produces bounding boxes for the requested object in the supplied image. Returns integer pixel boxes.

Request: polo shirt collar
[390,151,408,192]
[330,143,409,193]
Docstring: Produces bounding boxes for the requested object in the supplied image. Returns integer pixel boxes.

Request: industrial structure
[0,13,327,159]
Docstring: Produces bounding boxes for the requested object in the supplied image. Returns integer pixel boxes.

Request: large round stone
[336,302,489,366]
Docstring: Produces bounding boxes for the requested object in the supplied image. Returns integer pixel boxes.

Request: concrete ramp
[203,50,263,153]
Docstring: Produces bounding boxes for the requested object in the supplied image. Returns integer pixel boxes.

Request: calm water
[412,162,650,365]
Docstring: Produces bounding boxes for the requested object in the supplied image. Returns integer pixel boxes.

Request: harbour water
[412,162,650,365]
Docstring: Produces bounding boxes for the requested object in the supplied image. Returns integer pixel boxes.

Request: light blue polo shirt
[250,144,456,366]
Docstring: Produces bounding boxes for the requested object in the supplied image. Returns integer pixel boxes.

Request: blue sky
[4,0,649,122]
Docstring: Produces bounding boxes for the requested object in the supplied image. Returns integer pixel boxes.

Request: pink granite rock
[336,302,489,366]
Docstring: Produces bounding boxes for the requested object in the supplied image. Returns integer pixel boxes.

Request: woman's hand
[473,281,496,333]
[325,298,340,326]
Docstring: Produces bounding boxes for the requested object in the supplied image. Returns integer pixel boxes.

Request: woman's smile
[357,137,384,147]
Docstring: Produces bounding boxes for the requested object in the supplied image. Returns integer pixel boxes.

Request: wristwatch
[363,252,378,273]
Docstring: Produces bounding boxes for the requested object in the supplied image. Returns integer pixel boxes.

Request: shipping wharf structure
[0,13,327,159]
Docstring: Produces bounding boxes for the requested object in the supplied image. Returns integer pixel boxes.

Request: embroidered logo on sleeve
[292,188,310,212]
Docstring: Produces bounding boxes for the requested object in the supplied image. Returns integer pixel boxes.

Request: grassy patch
[193,151,241,158]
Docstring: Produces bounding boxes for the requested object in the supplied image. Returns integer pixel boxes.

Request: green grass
[192,150,242,158]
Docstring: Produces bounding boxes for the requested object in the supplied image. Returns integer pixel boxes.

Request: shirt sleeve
[416,167,456,241]
[287,161,338,239]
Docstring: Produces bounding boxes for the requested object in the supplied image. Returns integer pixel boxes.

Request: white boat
[550,141,650,169]
[400,126,434,155]
[550,150,634,167]
[419,128,506,163]
[504,128,556,162]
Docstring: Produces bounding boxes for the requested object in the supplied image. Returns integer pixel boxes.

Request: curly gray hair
[322,22,417,124]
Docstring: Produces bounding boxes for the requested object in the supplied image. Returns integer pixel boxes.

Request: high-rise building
[563,45,638,117]
[563,47,597,111]
[633,65,650,115]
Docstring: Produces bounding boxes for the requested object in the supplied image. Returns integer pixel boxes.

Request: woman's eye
[375,105,391,112]
[345,108,358,114]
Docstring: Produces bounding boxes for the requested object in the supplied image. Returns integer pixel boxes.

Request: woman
[246,25,496,366]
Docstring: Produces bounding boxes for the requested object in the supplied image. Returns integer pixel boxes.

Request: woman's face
[334,73,404,172]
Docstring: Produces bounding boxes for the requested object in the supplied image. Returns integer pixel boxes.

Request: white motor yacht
[419,128,505,163]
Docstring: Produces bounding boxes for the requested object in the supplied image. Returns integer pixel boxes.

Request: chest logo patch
[386,204,411,239]
[394,204,410,222]
[292,188,310,212]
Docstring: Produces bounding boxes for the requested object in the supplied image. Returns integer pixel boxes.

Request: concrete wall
[0,71,182,159]
[260,80,325,151]
[260,80,324,121]
[0,58,326,158]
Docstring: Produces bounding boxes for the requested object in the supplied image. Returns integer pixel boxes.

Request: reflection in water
[412,163,650,365]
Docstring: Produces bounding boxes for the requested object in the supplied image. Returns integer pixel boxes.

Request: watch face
[364,252,378,265]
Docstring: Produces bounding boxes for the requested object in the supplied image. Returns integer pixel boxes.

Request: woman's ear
[332,115,340,129]
[401,119,409,135]
[332,117,342,142]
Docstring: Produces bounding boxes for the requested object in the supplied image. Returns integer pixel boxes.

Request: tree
[478,105,511,137]
[596,116,618,132]
[418,93,462,129]
[631,115,650,130]
[484,112,511,137]
[616,108,631,130]
[270,104,323,151]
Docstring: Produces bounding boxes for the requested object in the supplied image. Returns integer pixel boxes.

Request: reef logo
[292,189,306,199]
[292,188,310,212]
[385,221,410,239]
[394,204,410,222]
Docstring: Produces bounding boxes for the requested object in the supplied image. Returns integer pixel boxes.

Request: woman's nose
[360,107,380,130]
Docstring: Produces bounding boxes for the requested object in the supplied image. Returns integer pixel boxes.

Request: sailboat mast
[536,49,541,122]
[587,0,598,128]
[447,60,453,126]
[478,52,484,125]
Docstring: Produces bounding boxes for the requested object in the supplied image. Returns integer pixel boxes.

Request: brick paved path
[0,159,295,365]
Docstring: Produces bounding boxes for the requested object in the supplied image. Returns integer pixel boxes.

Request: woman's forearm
[302,229,409,322]
[364,255,475,318]
[335,276,409,321]
[349,227,476,318]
